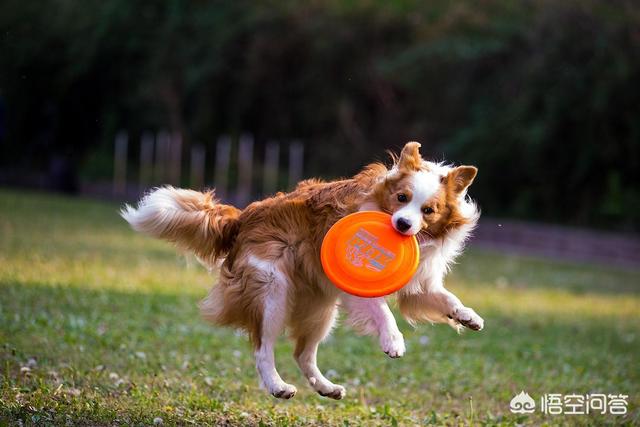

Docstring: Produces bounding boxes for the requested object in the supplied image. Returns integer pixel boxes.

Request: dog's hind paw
[452,306,484,331]
[318,384,346,400]
[270,383,297,399]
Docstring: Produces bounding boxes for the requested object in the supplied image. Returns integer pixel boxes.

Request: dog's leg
[400,287,484,331]
[431,288,484,331]
[341,294,405,358]
[292,302,346,399]
[251,261,297,399]
[255,308,297,399]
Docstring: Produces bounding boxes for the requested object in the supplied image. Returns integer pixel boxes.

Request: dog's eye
[422,207,435,215]
[397,193,408,203]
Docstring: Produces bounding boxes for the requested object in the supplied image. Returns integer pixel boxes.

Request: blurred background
[1,0,639,263]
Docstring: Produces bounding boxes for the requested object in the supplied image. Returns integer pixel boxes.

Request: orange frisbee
[321,211,420,297]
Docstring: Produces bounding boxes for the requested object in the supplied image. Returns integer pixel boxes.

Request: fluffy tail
[121,187,241,266]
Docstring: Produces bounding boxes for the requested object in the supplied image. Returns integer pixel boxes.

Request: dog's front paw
[452,306,484,331]
[380,331,406,358]
[270,382,297,399]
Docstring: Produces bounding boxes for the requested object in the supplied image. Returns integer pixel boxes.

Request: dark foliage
[0,0,638,229]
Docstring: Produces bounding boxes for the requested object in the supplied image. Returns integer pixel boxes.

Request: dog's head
[373,142,477,239]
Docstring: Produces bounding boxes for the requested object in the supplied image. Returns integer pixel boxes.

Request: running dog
[121,142,484,400]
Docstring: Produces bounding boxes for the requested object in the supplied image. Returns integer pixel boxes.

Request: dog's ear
[447,166,477,193]
[397,141,422,172]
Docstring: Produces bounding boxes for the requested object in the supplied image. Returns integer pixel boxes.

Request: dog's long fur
[122,142,483,400]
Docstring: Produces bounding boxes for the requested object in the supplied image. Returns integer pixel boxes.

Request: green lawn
[0,189,638,426]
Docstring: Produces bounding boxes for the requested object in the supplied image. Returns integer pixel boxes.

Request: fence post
[113,130,128,196]
[263,140,279,196]
[169,131,182,186]
[288,140,304,189]
[155,130,170,184]
[190,144,205,190]
[214,135,231,200]
[139,132,154,193]
[236,133,254,206]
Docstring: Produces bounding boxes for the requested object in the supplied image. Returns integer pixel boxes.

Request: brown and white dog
[121,142,484,400]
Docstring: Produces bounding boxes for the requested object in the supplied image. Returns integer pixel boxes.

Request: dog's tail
[121,187,241,266]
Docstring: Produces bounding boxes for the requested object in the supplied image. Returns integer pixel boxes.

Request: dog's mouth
[391,222,435,243]
[393,226,419,236]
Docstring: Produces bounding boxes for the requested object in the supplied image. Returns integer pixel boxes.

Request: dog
[121,141,483,400]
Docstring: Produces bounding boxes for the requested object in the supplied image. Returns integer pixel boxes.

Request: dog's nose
[395,218,412,233]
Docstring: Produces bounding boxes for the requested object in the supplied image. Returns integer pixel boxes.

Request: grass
[0,188,638,426]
